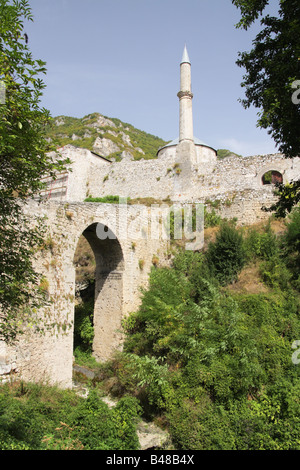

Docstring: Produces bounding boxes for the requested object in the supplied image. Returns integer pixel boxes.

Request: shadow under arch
[74,222,124,362]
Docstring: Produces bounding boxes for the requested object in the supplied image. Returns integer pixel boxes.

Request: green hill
[217,148,243,159]
[44,112,167,161]
[45,113,241,162]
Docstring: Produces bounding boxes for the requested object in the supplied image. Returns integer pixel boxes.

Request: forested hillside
[45,112,237,161]
[44,112,167,161]
[93,210,300,450]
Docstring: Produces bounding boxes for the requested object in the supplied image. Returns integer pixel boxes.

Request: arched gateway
[78,222,124,362]
[0,200,170,388]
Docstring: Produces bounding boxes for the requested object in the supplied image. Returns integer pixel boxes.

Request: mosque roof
[157,137,216,155]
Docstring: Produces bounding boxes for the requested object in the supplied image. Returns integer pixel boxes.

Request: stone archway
[261,170,283,185]
[0,200,169,388]
[74,222,124,362]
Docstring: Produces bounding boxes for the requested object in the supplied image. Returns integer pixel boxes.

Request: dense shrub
[244,222,279,260]
[0,383,141,450]
[281,207,300,288]
[206,221,246,284]
[203,207,222,228]
[118,221,300,449]
[284,207,300,254]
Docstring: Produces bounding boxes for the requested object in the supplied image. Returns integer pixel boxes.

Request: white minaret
[177,45,194,143]
[158,45,216,177]
[175,45,197,171]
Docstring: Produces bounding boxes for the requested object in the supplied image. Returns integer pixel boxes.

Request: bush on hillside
[206,221,246,285]
[115,220,300,449]
[0,383,141,450]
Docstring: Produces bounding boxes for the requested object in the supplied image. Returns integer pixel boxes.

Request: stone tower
[178,45,194,144]
[157,45,217,174]
[174,45,197,192]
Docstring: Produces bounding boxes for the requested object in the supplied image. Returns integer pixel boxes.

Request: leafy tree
[232,0,300,158]
[232,0,300,214]
[206,222,246,285]
[232,0,272,30]
[263,179,300,218]
[281,206,300,284]
[0,0,68,341]
[118,236,300,449]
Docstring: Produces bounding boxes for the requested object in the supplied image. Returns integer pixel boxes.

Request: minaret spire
[181,44,191,64]
[177,45,194,143]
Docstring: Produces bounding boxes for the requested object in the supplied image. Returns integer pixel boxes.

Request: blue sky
[26,0,281,156]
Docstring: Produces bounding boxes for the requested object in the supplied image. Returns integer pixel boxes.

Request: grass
[84,195,129,203]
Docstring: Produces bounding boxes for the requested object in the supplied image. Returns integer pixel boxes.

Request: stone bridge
[1,200,174,388]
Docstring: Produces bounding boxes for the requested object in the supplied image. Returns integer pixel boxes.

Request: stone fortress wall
[49,144,300,226]
[1,45,299,387]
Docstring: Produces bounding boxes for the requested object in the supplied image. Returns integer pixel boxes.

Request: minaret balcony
[177,90,193,99]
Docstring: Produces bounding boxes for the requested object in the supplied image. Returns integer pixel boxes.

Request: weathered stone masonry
[0,200,170,388]
[46,144,299,226]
